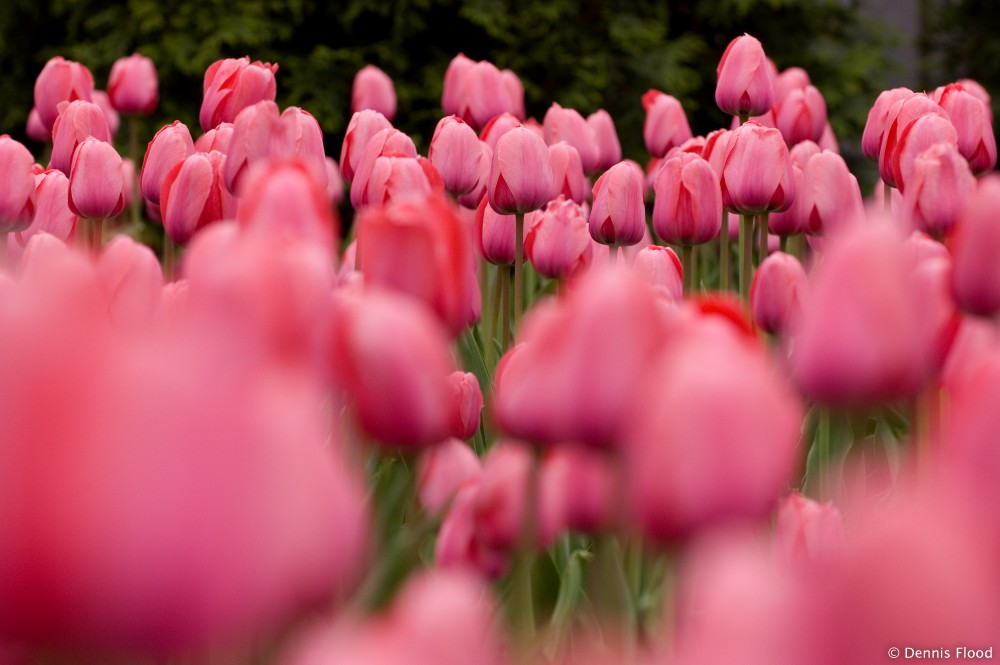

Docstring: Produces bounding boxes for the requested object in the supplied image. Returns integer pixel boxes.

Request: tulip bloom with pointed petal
[351,64,396,121]
[878,93,949,188]
[199,57,278,131]
[416,439,482,514]
[547,142,588,204]
[26,108,50,143]
[48,100,111,175]
[951,175,1000,317]
[33,56,95,131]
[17,169,76,247]
[892,114,959,194]
[587,109,622,171]
[488,126,554,215]
[721,121,795,214]
[524,196,594,280]
[653,152,722,245]
[774,84,827,146]
[750,251,807,337]
[589,161,645,246]
[0,136,36,232]
[934,83,997,174]
[338,110,393,182]
[429,116,485,197]
[543,103,600,174]
[108,54,158,115]
[797,150,864,236]
[68,138,125,220]
[643,90,693,158]
[160,151,234,245]
[140,121,195,205]
[774,66,811,101]
[475,196,533,266]
[454,60,517,130]
[479,112,521,151]
[905,142,976,238]
[349,128,418,208]
[237,160,336,251]
[633,245,683,301]
[862,88,915,161]
[442,53,475,117]
[715,34,775,117]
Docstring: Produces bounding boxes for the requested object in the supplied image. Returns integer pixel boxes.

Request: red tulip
[160,151,234,245]
[488,126,554,214]
[904,142,976,238]
[33,56,95,131]
[524,196,595,280]
[236,160,336,250]
[933,83,997,174]
[108,54,158,115]
[338,109,393,182]
[429,115,485,197]
[48,100,111,175]
[721,120,795,214]
[715,34,775,117]
[642,89,693,158]
[951,175,1000,317]
[199,57,278,131]
[774,85,827,146]
[547,142,588,204]
[589,161,645,246]
[652,152,722,245]
[351,64,397,121]
[68,138,125,219]
[749,251,807,336]
[0,136,36,232]
[543,102,600,173]
[632,245,683,301]
[417,439,482,514]
[141,125,196,219]
[587,109,622,171]
[194,122,233,153]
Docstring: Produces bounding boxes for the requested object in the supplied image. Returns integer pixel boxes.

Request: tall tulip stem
[163,234,176,281]
[883,182,892,213]
[682,244,694,295]
[485,265,503,371]
[817,407,831,499]
[129,116,142,226]
[758,212,769,264]
[514,212,525,338]
[502,266,512,351]
[719,210,730,291]
[739,214,752,300]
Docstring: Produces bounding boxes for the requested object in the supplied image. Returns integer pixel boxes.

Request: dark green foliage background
[0,0,975,185]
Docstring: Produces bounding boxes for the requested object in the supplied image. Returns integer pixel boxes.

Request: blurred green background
[0,0,992,190]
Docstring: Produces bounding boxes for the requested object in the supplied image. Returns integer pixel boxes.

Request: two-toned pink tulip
[587,109,622,170]
[547,142,588,204]
[951,175,1000,317]
[652,152,722,245]
[0,136,36,232]
[194,122,234,153]
[798,150,864,236]
[543,103,600,173]
[524,196,595,280]
[351,64,397,121]
[160,151,234,245]
[715,34,775,118]
[48,100,111,175]
[750,251,807,336]
[488,126,554,214]
[862,88,914,160]
[33,56,95,131]
[934,83,997,174]
[721,120,795,214]
[199,57,278,131]
[891,113,959,193]
[17,169,76,246]
[878,93,949,187]
[643,89,693,157]
[429,115,485,197]
[140,121,195,205]
[68,138,125,220]
[774,85,827,146]
[632,245,683,301]
[904,142,976,238]
[589,161,645,246]
[338,109,393,182]
[108,54,158,115]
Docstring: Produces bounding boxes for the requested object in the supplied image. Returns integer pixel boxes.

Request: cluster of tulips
[1,30,999,665]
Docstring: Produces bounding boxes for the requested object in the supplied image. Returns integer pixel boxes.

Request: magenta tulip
[750,251,807,336]
[488,126,554,214]
[475,196,533,266]
[351,64,397,121]
[652,152,722,245]
[715,34,775,117]
[774,66,811,101]
[33,56,95,131]
[429,115,485,197]
[199,57,278,131]
[108,54,158,115]
[68,138,125,219]
[140,121,195,205]
[48,100,111,175]
[453,60,519,130]
[589,161,645,246]
[721,120,795,214]
[862,88,914,160]
[643,89,693,158]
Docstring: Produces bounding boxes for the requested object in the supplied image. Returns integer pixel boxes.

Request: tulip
[17,169,76,247]
[892,114,959,194]
[326,288,458,448]
[68,138,125,220]
[632,245,683,301]
[721,120,795,214]
[951,175,1000,317]
[715,34,775,118]
[543,102,600,173]
[501,69,526,120]
[416,439,482,514]
[934,83,997,174]
[91,91,120,138]
[26,108,50,143]
[862,88,916,160]
[236,160,336,250]
[457,141,492,209]
[798,151,864,236]
[589,161,645,247]
[271,106,328,189]
[436,484,510,578]
[702,128,733,180]
[524,196,595,280]
[819,122,839,153]
[351,64,397,121]
[473,441,545,550]
[338,109,393,182]
[194,122,234,153]
[547,142,588,204]
[222,99,282,192]
[642,89,693,158]
[478,112,521,151]
[95,235,164,331]
[108,54,158,115]
[774,493,845,569]
[587,109,622,171]
[789,139,822,168]
[140,121,195,206]
[33,56,95,131]
[774,66,811,101]
[774,85,827,146]
[199,57,278,131]
[442,53,476,117]
[487,126,554,215]
[349,128,418,208]
[475,196,533,266]
[356,192,479,336]
[447,371,483,441]
[160,151,235,245]
[429,115,485,197]
[904,142,976,238]
[878,93,949,188]
[324,157,344,207]
[356,156,441,210]
[454,60,518,130]
[48,100,111,175]
[749,251,807,336]
[956,78,992,119]
[538,446,618,543]
[0,136,36,232]
[652,152,722,245]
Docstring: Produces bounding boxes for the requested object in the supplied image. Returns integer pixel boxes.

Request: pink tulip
[488,126,554,214]
[642,89,693,158]
[819,122,839,152]
[338,109,393,182]
[199,57,278,131]
[589,161,645,246]
[632,245,683,301]
[721,120,795,214]
[934,83,997,173]
[356,156,441,210]
[0,136,36,232]
[798,151,864,235]
[160,151,234,245]
[624,315,803,540]
[862,88,916,160]
[766,162,807,235]
[524,196,595,280]
[652,152,722,245]
[108,54,158,115]
[356,192,479,336]
[538,446,618,543]
[543,102,600,173]
[474,196,533,266]
[547,142,588,204]
[351,64,397,121]
[140,121,196,205]
[775,493,845,569]
[95,235,164,331]
[26,108,50,143]
[500,69,526,120]
[68,138,125,219]
[416,439,482,513]
[878,93,948,188]
[702,128,733,179]
[349,127,418,208]
[788,139,822,168]
[91,90,120,138]
[324,157,344,206]
[473,440,544,550]
[714,34,775,117]
[774,66,811,101]
[457,141,492,209]
[33,56,95,131]
[326,288,457,448]
[435,484,510,578]
[429,115,485,197]
[478,112,521,151]
[236,160,336,250]
[442,53,476,117]
[951,175,1000,317]
[904,142,976,238]
[271,106,328,189]
[587,109,622,170]
[891,113,959,193]
[493,267,668,448]
[194,122,234,153]
[750,251,807,336]
[48,100,111,175]
[454,60,518,130]
[447,371,483,440]
[16,169,76,247]
[774,85,827,146]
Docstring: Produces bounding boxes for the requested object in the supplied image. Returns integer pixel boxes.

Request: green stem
[484,264,502,372]
[883,181,892,214]
[719,210,730,291]
[501,266,512,352]
[739,214,752,301]
[758,212,769,264]
[681,244,694,296]
[163,233,176,281]
[780,234,789,254]
[128,116,141,227]
[510,449,540,653]
[817,407,831,499]
[514,212,525,339]
[738,113,749,125]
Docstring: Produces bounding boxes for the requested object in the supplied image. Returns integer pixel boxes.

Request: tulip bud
[715,34,775,117]
[501,69,526,120]
[819,122,840,153]
[194,123,234,154]
[457,141,492,209]
[271,106,328,189]
[587,109,622,171]
[49,100,111,175]
[0,136,36,232]
[862,88,916,160]
[798,151,864,236]
[774,493,845,568]
[589,161,645,246]
[474,441,544,550]
[721,121,795,214]
[161,151,234,245]
[892,114,959,194]
[436,484,510,578]
[447,371,483,440]
[199,57,278,131]
[452,60,521,130]
[547,142,588,205]
[488,126,554,215]
[18,168,76,246]
[774,66,811,101]
[878,93,949,188]
[351,64,397,121]
[652,152,722,245]
[33,56,95,131]
[108,53,158,115]
[934,83,997,174]
[95,235,164,331]
[140,121,195,205]
[91,91,120,139]
[642,90,693,158]
[237,160,336,250]
[349,128,418,208]
[905,142,976,238]
[339,110,393,183]
[68,138,125,219]
[774,84,827,146]
[632,245,683,301]
[429,116,485,197]
[951,175,1000,317]
[478,112,521,151]
[524,196,595,280]
[475,196,532,266]
[750,251,807,336]
[416,439,482,513]
[442,53,476,117]
[539,446,618,543]
[543,102,600,173]
[766,162,807,236]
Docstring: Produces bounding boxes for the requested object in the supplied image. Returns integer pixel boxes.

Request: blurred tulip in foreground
[750,251,807,337]
[237,160,336,251]
[951,175,1000,317]
[0,136,36,232]
[417,439,482,514]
